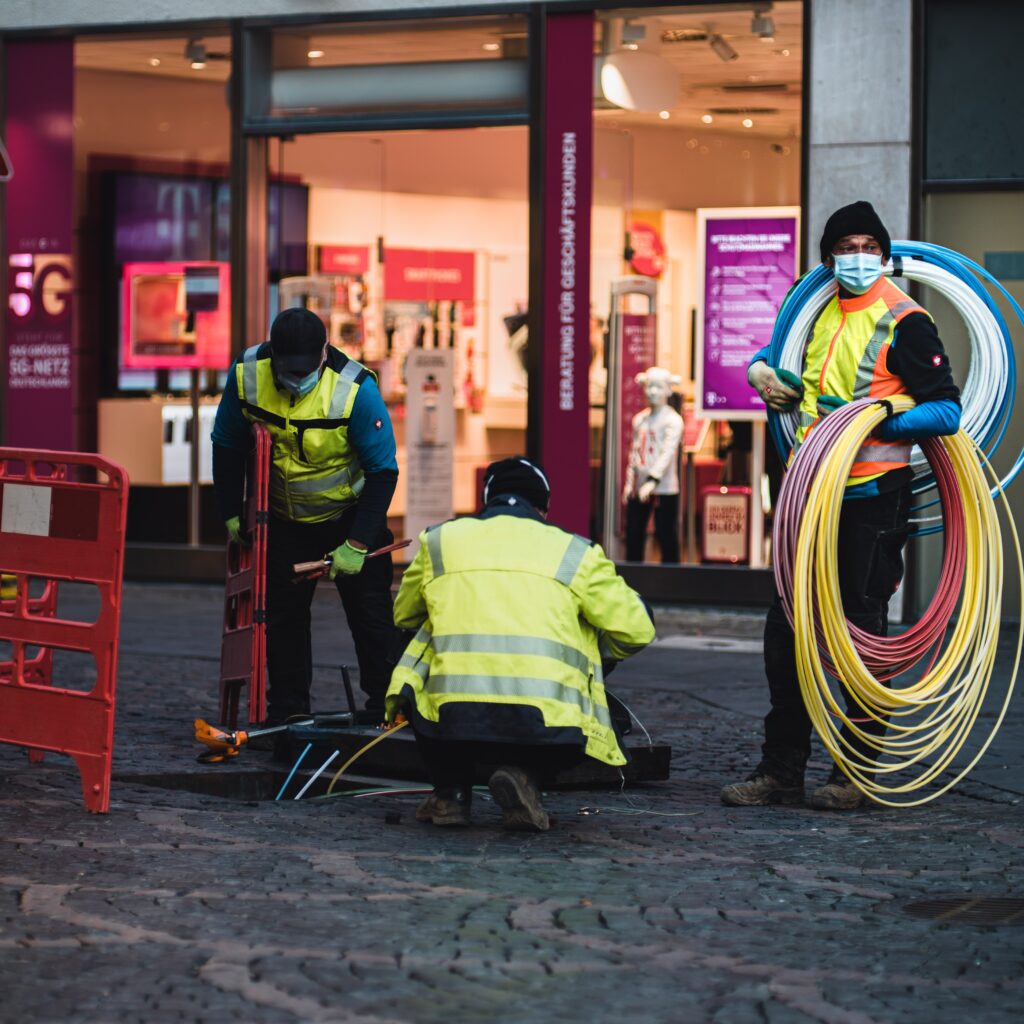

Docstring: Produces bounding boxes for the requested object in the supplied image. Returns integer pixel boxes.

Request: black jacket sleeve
[349,468,399,547]
[885,312,961,405]
[212,442,247,522]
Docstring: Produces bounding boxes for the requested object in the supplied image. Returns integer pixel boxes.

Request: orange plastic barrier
[0,449,129,813]
[218,424,270,728]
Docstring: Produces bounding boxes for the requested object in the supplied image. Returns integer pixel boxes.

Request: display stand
[601,277,658,558]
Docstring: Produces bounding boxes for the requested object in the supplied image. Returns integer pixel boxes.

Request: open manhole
[113,770,374,802]
[902,897,1024,926]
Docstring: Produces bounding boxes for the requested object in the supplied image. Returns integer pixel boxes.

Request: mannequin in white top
[622,366,683,562]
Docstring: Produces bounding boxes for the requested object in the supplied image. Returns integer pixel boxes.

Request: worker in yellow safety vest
[212,307,404,723]
[386,457,656,831]
[722,200,961,811]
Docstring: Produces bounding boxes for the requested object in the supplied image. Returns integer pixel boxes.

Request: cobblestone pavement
[1,582,1022,1023]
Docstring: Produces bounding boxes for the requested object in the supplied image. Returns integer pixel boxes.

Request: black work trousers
[758,482,912,784]
[264,508,404,722]
[625,493,680,562]
[414,733,584,792]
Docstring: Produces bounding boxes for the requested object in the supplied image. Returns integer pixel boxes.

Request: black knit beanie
[819,201,891,263]
[269,307,328,373]
[483,457,551,512]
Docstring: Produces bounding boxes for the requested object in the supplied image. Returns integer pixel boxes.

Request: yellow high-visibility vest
[792,276,929,485]
[236,343,370,522]
[386,512,655,766]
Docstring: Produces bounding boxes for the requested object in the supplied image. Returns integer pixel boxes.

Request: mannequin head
[635,367,680,409]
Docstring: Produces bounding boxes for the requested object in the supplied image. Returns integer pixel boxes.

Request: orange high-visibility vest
[791,276,929,485]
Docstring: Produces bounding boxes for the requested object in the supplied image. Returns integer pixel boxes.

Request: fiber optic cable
[775,396,1022,805]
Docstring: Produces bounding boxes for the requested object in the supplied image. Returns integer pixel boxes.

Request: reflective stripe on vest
[426,527,445,579]
[423,672,613,730]
[555,535,591,585]
[432,632,592,678]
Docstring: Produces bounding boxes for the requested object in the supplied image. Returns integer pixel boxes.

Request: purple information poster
[696,208,799,420]
[540,12,594,537]
[4,39,76,451]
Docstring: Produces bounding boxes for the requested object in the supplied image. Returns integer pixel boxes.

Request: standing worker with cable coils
[722,201,962,811]
[385,457,655,831]
[212,307,405,725]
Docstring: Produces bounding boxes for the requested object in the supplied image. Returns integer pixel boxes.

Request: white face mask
[833,252,883,295]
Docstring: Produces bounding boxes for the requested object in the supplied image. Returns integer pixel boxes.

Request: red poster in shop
[318,245,370,276]
[384,248,475,303]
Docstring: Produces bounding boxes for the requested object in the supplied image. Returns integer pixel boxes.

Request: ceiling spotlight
[190,61,206,70]
[658,110,671,120]
[742,118,754,128]
[701,113,714,124]
[709,34,738,62]
[149,57,161,67]
[307,49,325,59]
[482,42,500,52]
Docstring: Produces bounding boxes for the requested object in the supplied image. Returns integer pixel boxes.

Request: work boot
[415,787,472,826]
[720,771,804,807]
[808,772,867,810]
[488,766,549,832]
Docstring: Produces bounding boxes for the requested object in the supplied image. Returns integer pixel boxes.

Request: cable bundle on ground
[774,396,1022,806]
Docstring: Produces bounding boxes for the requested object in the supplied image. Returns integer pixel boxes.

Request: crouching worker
[385,457,655,831]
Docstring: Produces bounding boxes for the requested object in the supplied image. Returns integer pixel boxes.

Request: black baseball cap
[269,308,328,375]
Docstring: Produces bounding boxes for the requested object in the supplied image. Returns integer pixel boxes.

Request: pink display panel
[121,261,231,369]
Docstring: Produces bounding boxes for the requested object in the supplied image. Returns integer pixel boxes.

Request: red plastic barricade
[218,423,270,728]
[0,449,129,813]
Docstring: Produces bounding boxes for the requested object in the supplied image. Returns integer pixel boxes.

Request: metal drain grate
[903,897,1024,926]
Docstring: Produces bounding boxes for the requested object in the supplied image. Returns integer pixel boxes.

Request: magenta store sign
[697,213,798,419]
[4,39,76,451]
[540,12,593,536]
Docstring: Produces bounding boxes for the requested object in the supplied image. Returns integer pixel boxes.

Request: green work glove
[329,540,367,579]
[816,394,848,418]
[748,362,804,412]
[225,516,248,547]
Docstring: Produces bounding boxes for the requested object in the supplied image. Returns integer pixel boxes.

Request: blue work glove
[329,540,367,579]
[816,394,848,418]
[225,516,248,546]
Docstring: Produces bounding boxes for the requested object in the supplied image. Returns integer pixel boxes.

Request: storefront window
[271,126,528,541]
[74,29,234,541]
[591,4,803,567]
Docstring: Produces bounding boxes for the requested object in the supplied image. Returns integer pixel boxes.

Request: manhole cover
[902,897,1024,926]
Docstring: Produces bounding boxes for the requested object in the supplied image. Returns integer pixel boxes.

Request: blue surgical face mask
[275,344,327,397]
[279,367,320,397]
[833,252,883,295]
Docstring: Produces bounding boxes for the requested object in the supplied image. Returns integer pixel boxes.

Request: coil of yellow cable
[787,397,1022,806]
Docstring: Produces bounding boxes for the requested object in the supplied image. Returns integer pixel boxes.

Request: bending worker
[212,307,404,723]
[385,457,655,831]
[721,200,961,811]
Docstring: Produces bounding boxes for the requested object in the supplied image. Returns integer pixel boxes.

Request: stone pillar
[806,0,913,268]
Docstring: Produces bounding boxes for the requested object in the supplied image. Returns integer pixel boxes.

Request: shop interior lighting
[709,33,739,62]
[307,49,325,59]
[702,113,714,124]
[742,117,754,128]
[148,57,161,67]
[751,4,775,41]
[482,42,501,51]
[658,110,671,119]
